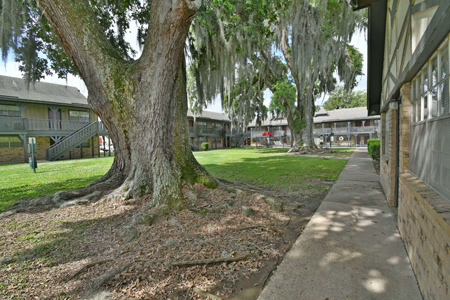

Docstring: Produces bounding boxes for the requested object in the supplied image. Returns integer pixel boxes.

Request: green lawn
[194,148,347,190]
[0,157,114,211]
[0,148,348,211]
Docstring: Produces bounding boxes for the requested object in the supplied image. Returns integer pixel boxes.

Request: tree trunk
[36,0,214,212]
[299,84,317,149]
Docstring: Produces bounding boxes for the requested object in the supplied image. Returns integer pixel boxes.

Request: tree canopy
[323,86,367,110]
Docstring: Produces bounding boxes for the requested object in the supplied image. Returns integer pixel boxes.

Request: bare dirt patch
[0,180,331,300]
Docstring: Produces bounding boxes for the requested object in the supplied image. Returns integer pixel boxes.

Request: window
[411,38,450,122]
[0,136,22,148]
[0,104,20,117]
[69,110,90,122]
[196,121,207,128]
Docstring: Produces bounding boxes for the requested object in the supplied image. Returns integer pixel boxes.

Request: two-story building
[247,107,380,147]
[187,110,233,150]
[0,75,107,164]
[354,0,450,298]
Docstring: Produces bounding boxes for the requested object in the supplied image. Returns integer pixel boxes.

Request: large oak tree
[0,0,219,212]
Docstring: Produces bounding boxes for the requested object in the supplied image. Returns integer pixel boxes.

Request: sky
[0,21,368,114]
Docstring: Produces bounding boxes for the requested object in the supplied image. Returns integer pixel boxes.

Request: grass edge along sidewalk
[0,148,349,211]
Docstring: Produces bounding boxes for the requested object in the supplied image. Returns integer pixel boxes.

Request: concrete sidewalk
[258,148,422,300]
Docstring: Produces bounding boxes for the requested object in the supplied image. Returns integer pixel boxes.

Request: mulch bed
[0,180,330,299]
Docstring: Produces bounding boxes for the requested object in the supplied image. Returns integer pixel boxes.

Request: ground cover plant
[0,148,348,299]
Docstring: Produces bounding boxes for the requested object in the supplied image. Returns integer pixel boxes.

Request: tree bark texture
[280,26,316,150]
[36,0,214,211]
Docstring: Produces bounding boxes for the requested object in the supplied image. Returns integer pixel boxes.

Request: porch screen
[0,104,20,117]
[410,37,450,201]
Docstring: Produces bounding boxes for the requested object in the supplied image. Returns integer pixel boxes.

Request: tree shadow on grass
[0,176,105,213]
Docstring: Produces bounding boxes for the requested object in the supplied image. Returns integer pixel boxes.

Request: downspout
[394,97,401,208]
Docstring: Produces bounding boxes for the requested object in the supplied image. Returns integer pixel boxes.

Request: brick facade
[0,135,101,164]
[382,83,450,299]
[398,173,450,300]
[380,102,398,206]
[0,146,24,163]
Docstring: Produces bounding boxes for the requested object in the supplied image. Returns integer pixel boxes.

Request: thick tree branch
[36,0,125,88]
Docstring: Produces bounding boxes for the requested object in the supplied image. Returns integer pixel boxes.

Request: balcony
[313,128,332,135]
[0,117,91,133]
[314,126,378,135]
[189,127,224,136]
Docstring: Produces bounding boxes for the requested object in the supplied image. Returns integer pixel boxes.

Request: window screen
[0,104,20,117]
[69,110,90,122]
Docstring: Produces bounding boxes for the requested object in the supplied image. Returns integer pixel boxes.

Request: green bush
[367,139,380,160]
[201,142,209,151]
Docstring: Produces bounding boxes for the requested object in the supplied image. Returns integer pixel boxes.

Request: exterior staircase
[235,132,251,147]
[46,121,106,161]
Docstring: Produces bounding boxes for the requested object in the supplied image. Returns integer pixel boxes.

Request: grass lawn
[194,147,347,191]
[0,157,114,211]
[0,147,348,211]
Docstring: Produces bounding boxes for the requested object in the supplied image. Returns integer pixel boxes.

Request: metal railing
[313,128,332,135]
[351,126,377,133]
[0,117,27,131]
[46,121,101,161]
[0,117,90,132]
[27,119,89,131]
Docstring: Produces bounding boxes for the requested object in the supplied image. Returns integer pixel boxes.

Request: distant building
[246,107,380,147]
[187,110,232,150]
[0,75,105,163]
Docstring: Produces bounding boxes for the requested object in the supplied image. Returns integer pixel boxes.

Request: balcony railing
[314,126,378,135]
[0,117,90,132]
[313,128,332,135]
[0,117,27,131]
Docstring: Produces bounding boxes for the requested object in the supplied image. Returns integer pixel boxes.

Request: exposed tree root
[88,261,133,292]
[172,254,249,267]
[192,287,223,300]
[65,259,113,282]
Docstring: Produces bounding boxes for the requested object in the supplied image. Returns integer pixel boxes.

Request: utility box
[28,137,37,153]
[29,157,37,169]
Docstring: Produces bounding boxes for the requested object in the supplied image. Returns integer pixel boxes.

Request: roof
[248,107,380,127]
[0,75,88,107]
[187,110,230,122]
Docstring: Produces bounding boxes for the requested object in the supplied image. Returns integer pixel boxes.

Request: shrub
[201,142,209,151]
[367,139,380,160]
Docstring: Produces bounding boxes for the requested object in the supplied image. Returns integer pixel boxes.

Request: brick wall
[380,103,398,207]
[0,146,24,163]
[398,173,450,299]
[0,135,101,164]
[399,84,410,173]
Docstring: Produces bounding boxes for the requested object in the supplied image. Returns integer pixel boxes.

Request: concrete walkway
[258,148,422,300]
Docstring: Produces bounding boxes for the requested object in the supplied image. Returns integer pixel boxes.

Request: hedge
[367,139,380,160]
[201,142,209,151]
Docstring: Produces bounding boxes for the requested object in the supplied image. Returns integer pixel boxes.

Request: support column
[97,135,100,157]
[19,134,27,163]
[91,137,94,157]
[108,136,111,157]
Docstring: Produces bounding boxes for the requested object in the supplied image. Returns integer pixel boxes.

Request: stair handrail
[46,121,100,160]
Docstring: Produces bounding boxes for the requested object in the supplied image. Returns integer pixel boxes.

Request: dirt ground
[0,178,333,300]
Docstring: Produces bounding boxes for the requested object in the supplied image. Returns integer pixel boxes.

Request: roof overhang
[0,96,90,109]
[353,0,387,116]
